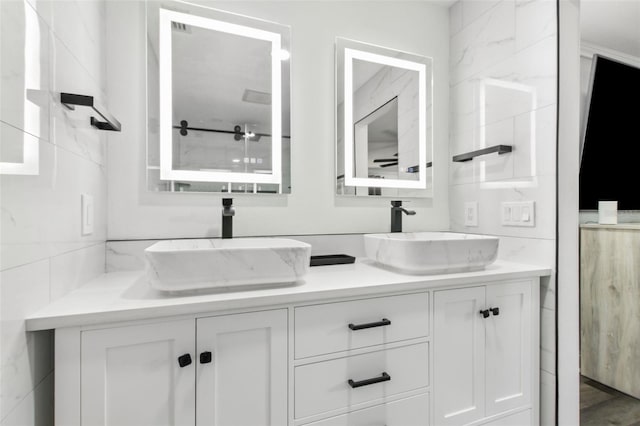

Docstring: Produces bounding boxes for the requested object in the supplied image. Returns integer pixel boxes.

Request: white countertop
[580,223,640,230]
[26,259,551,331]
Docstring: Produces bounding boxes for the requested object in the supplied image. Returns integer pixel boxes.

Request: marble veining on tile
[0,260,53,421]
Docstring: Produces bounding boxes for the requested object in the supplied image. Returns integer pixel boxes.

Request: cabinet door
[196,309,287,426]
[434,287,486,426]
[81,320,195,426]
[485,281,532,416]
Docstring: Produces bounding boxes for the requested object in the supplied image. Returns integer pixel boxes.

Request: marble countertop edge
[26,260,551,331]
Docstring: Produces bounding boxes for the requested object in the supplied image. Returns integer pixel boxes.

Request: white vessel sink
[364,232,499,274]
[145,238,311,292]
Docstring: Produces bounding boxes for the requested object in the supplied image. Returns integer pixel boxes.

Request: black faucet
[222,198,235,239]
[390,200,416,233]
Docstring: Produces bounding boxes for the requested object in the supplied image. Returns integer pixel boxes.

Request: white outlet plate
[464,201,478,227]
[81,194,94,235]
[501,201,535,227]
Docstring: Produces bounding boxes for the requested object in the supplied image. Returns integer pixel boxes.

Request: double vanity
[27,233,548,426]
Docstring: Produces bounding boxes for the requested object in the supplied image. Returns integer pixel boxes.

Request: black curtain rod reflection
[336,162,432,180]
[173,120,290,139]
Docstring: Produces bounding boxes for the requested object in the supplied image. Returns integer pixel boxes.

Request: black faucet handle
[222,198,233,206]
[391,200,403,207]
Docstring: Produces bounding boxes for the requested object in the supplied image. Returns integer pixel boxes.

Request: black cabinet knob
[200,351,212,364]
[479,309,490,318]
[490,307,500,316]
[178,354,192,368]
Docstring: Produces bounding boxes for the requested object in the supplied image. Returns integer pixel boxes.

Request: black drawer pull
[177,354,192,368]
[490,307,500,316]
[479,309,490,318]
[348,372,391,388]
[348,318,391,331]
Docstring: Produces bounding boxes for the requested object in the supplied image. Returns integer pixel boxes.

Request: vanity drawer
[295,342,429,419]
[481,409,531,426]
[294,292,429,359]
[303,393,429,426]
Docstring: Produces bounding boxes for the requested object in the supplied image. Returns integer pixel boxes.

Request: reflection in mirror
[0,1,44,176]
[478,78,536,188]
[147,2,291,194]
[355,97,400,180]
[336,38,433,197]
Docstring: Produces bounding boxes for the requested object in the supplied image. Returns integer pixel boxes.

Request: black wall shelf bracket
[452,145,512,162]
[60,93,121,132]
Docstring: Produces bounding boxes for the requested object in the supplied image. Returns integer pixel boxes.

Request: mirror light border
[158,8,282,185]
[343,48,427,189]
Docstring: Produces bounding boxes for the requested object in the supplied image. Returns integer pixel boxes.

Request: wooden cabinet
[434,281,534,426]
[581,225,640,399]
[79,310,287,426]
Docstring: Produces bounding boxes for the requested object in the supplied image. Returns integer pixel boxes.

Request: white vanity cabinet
[433,280,536,426]
[74,309,287,426]
[44,267,544,426]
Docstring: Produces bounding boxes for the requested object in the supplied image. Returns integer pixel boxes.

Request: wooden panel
[486,281,532,416]
[81,320,195,426]
[196,309,287,426]
[581,227,640,399]
[304,393,429,426]
[434,287,485,426]
[295,292,429,359]
[295,343,429,419]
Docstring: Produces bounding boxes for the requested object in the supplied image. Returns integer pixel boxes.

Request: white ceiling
[581,0,640,58]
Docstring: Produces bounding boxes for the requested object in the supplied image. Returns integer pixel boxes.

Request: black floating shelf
[60,93,121,132]
[452,145,512,162]
[310,254,356,267]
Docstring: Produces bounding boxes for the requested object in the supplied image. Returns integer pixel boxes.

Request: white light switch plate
[501,201,535,227]
[81,194,94,235]
[464,201,478,227]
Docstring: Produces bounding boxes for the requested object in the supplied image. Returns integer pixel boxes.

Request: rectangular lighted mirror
[336,38,433,197]
[147,2,291,194]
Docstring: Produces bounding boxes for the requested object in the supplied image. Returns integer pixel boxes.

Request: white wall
[558,0,580,424]
[0,0,108,424]
[447,0,557,424]
[106,1,450,240]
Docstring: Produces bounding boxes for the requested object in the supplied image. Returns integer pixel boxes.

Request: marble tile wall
[448,0,557,424]
[0,1,107,424]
